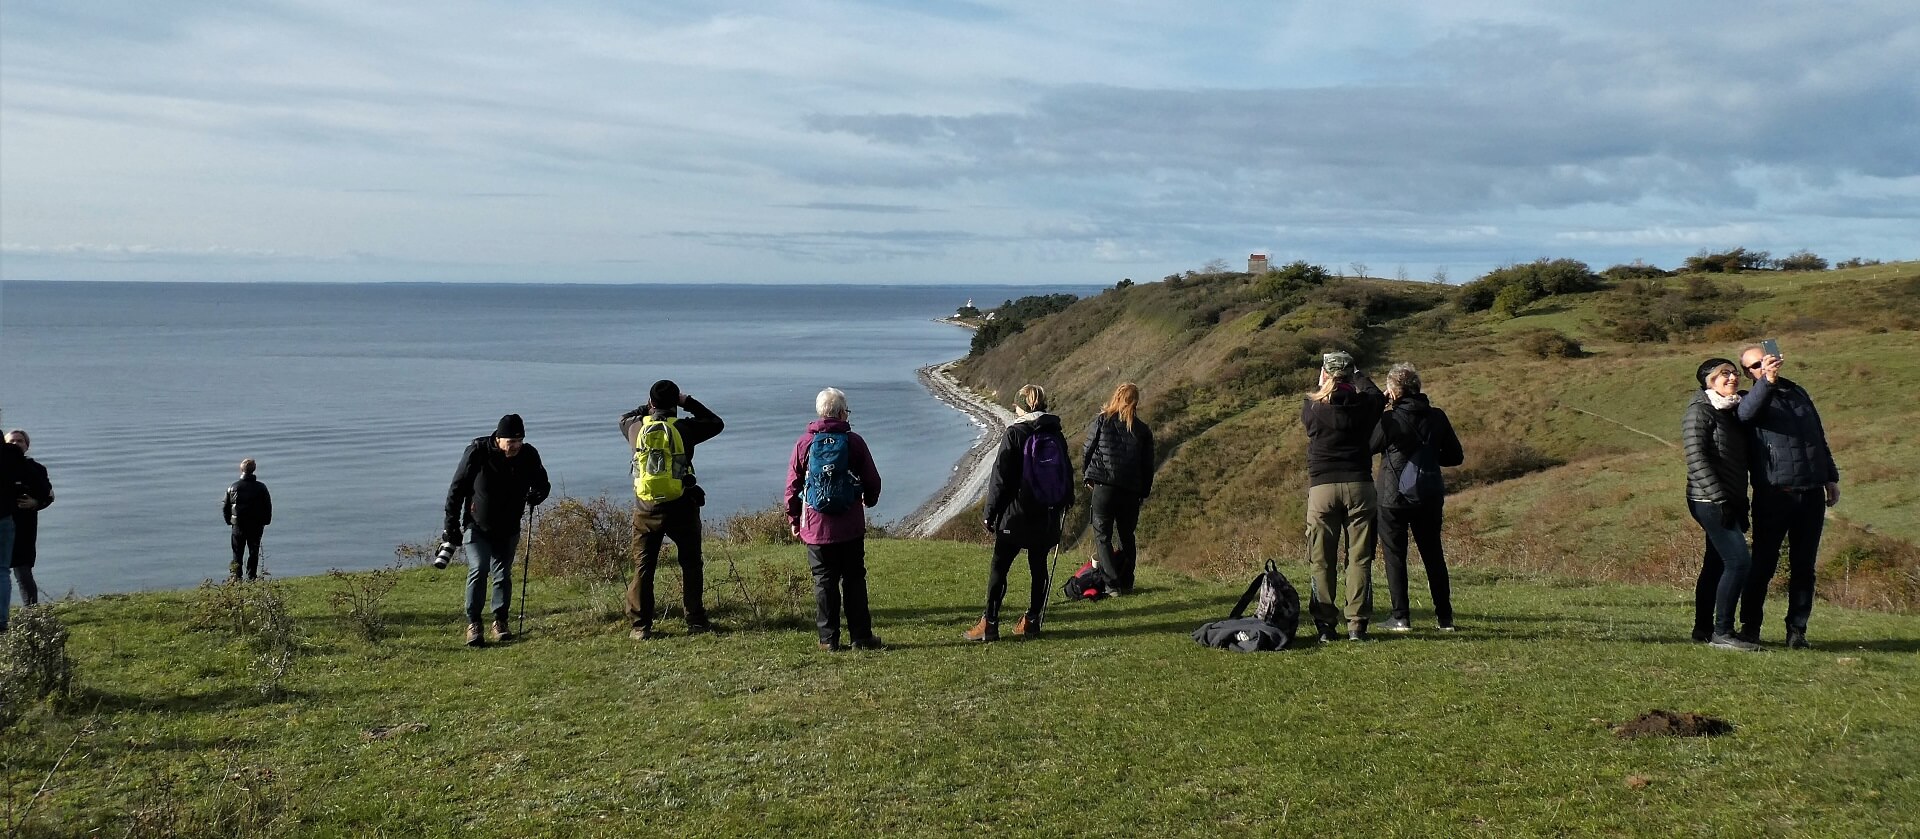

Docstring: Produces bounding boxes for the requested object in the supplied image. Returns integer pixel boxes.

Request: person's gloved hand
[441,528,463,547]
[526,488,547,507]
[1717,501,1749,532]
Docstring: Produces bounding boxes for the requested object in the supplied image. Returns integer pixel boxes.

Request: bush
[1683,247,1771,274]
[1449,438,1563,489]
[1601,262,1671,281]
[721,505,799,546]
[326,566,401,645]
[1596,277,1741,342]
[1456,258,1600,313]
[1776,250,1828,272]
[0,607,73,729]
[1514,329,1582,358]
[1820,525,1920,613]
[189,580,302,698]
[529,495,634,582]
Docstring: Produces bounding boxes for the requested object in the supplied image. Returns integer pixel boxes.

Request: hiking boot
[1735,626,1760,645]
[964,617,999,643]
[1691,628,1711,643]
[1316,624,1339,644]
[1347,622,1370,642]
[819,641,845,652]
[629,626,657,641]
[492,620,514,643]
[850,636,886,651]
[1710,633,1763,652]
[1437,623,1458,632]
[1785,632,1810,650]
[1382,618,1413,633]
[685,618,717,635]
[1014,613,1042,638]
[465,624,485,647]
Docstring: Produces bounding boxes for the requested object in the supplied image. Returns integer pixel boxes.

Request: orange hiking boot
[963,617,999,643]
[1014,613,1042,638]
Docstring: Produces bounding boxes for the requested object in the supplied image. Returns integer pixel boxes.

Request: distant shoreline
[897,359,1013,538]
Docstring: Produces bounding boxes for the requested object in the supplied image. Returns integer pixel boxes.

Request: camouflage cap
[1321,350,1355,377]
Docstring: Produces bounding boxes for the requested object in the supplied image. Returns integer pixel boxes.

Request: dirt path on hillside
[897,362,1014,538]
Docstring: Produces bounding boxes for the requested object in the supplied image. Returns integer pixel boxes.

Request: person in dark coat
[0,437,22,632]
[967,384,1071,642]
[1081,382,1155,595]
[1735,345,1839,649]
[785,387,884,651]
[222,458,273,582]
[1369,365,1464,633]
[1682,358,1761,651]
[620,380,724,640]
[1301,351,1387,642]
[442,414,551,647]
[7,430,53,607]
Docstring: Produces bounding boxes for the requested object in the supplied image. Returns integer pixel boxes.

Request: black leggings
[984,535,1053,623]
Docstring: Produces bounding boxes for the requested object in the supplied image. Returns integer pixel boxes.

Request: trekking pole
[1038,506,1066,624]
[518,502,534,637]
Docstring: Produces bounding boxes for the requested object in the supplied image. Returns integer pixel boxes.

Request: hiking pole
[518,502,534,637]
[1038,506,1066,624]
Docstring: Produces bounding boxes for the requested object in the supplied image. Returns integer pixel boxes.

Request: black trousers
[1088,485,1143,591]
[629,506,707,628]
[1378,503,1452,625]
[229,523,265,580]
[984,535,1052,624]
[806,539,873,645]
[1744,486,1825,637]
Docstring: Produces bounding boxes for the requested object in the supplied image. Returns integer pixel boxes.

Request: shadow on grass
[75,684,307,717]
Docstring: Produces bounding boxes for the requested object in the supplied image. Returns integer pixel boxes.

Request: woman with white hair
[1369,363,1464,633]
[785,387,885,651]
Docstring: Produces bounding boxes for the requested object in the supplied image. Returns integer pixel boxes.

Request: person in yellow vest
[619,379,725,639]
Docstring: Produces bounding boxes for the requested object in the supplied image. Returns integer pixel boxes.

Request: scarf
[1705,390,1741,410]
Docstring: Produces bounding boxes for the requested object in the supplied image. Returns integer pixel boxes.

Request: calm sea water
[0,281,1083,596]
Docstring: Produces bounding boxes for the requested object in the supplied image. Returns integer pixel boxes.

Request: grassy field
[6,539,1919,837]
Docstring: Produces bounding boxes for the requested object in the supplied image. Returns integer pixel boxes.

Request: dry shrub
[326,566,401,645]
[720,505,799,546]
[1513,329,1582,359]
[529,495,634,582]
[188,581,301,698]
[1820,524,1920,613]
[1700,320,1760,343]
[0,607,73,730]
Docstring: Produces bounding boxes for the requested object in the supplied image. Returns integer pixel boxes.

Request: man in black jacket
[7,430,53,607]
[620,380,724,640]
[222,458,273,582]
[0,437,22,632]
[1736,346,1839,649]
[443,414,551,646]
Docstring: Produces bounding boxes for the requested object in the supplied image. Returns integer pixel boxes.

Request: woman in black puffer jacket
[1682,357,1760,651]
[1081,382,1156,594]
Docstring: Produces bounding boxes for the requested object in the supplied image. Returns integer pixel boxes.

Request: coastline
[897,360,1013,538]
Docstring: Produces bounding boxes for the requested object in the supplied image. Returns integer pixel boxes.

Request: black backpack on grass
[1062,560,1111,601]
[1192,560,1302,652]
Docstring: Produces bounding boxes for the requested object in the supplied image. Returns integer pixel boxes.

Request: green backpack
[633,417,691,502]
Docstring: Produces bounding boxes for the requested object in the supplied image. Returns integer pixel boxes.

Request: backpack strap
[1230,577,1262,619]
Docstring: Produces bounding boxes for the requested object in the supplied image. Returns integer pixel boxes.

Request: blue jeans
[1746,486,1825,637]
[0,518,14,632]
[465,526,519,626]
[1688,500,1752,637]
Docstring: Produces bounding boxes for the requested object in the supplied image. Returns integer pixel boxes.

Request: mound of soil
[1613,710,1733,739]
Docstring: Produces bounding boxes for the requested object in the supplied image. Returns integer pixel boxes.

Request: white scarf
[1014,410,1048,424]
[1705,389,1741,410]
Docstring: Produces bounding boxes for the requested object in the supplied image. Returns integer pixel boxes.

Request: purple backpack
[1021,428,1073,507]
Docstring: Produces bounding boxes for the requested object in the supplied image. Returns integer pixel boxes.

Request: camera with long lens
[432,541,459,569]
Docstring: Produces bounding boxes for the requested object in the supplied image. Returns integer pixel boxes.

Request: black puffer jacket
[1736,376,1838,490]
[223,474,273,527]
[1081,413,1155,496]
[1683,391,1748,503]
[444,437,551,537]
[1370,394,1465,508]
[984,413,1070,547]
[1301,376,1387,487]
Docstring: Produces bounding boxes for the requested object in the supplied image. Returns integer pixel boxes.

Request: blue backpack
[803,431,862,514]
[1395,417,1445,505]
[1021,428,1073,507]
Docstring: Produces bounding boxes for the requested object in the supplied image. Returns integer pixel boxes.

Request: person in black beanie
[619,379,724,639]
[1735,343,1839,649]
[1682,357,1760,651]
[442,413,550,647]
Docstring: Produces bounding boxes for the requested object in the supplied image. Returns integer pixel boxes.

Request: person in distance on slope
[967,384,1073,642]
[622,380,724,640]
[222,458,273,582]
[441,414,550,647]
[1080,382,1155,595]
[1370,364,1465,634]
[1300,351,1387,643]
[785,387,884,652]
[7,430,54,607]
[1682,357,1760,652]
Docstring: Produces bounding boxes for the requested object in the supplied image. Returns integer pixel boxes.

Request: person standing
[221,458,273,582]
[1736,345,1839,649]
[1080,382,1155,595]
[1369,365,1464,633]
[0,437,22,632]
[621,380,724,640]
[1301,351,1387,642]
[1682,358,1761,651]
[967,384,1072,642]
[7,430,53,607]
[442,414,550,647]
[785,388,884,651]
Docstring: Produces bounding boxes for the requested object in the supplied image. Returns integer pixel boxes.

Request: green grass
[8,540,1919,836]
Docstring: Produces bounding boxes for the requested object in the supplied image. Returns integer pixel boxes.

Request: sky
[2,1,1916,284]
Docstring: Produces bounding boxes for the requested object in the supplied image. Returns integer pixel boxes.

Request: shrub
[1456,258,1600,312]
[1683,247,1771,274]
[721,505,799,546]
[326,566,401,645]
[529,495,634,582]
[1819,525,1920,613]
[1514,329,1582,358]
[967,293,1078,356]
[1701,320,1760,343]
[188,580,302,699]
[1775,250,1828,272]
[1597,276,1741,342]
[1601,262,1671,281]
[0,607,73,729]
[1835,257,1882,269]
[1449,438,1563,489]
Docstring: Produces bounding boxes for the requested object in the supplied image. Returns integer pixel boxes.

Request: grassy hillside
[5,542,1919,836]
[955,262,1920,610]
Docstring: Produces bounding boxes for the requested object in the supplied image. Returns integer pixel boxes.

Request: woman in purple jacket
[785,387,885,651]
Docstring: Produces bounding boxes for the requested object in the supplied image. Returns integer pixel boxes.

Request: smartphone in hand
[1761,338,1782,359]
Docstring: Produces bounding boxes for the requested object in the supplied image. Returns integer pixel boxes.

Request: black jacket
[6,446,52,568]
[1370,394,1465,508]
[1081,413,1155,496]
[1301,376,1387,487]
[1682,391,1749,504]
[619,396,724,514]
[223,474,273,528]
[985,413,1070,547]
[1736,376,1838,491]
[444,437,551,537]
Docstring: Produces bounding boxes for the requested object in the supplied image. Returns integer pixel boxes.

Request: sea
[0,281,1090,596]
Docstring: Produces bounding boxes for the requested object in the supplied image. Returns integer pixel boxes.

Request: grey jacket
[1736,376,1838,490]
[1682,392,1748,504]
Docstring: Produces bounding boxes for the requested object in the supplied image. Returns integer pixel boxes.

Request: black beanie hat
[649,379,681,409]
[1696,358,1736,390]
[493,413,526,438]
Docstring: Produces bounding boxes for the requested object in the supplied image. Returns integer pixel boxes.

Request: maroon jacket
[785,418,882,545]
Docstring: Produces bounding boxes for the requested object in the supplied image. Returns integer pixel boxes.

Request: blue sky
[2,1,1915,284]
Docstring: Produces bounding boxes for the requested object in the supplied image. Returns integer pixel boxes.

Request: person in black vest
[619,380,724,640]
[1683,357,1761,651]
[7,430,53,607]
[1080,382,1155,595]
[967,384,1071,642]
[1301,351,1387,642]
[1370,365,1464,633]
[1735,345,1839,649]
[222,458,273,582]
[442,414,550,647]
